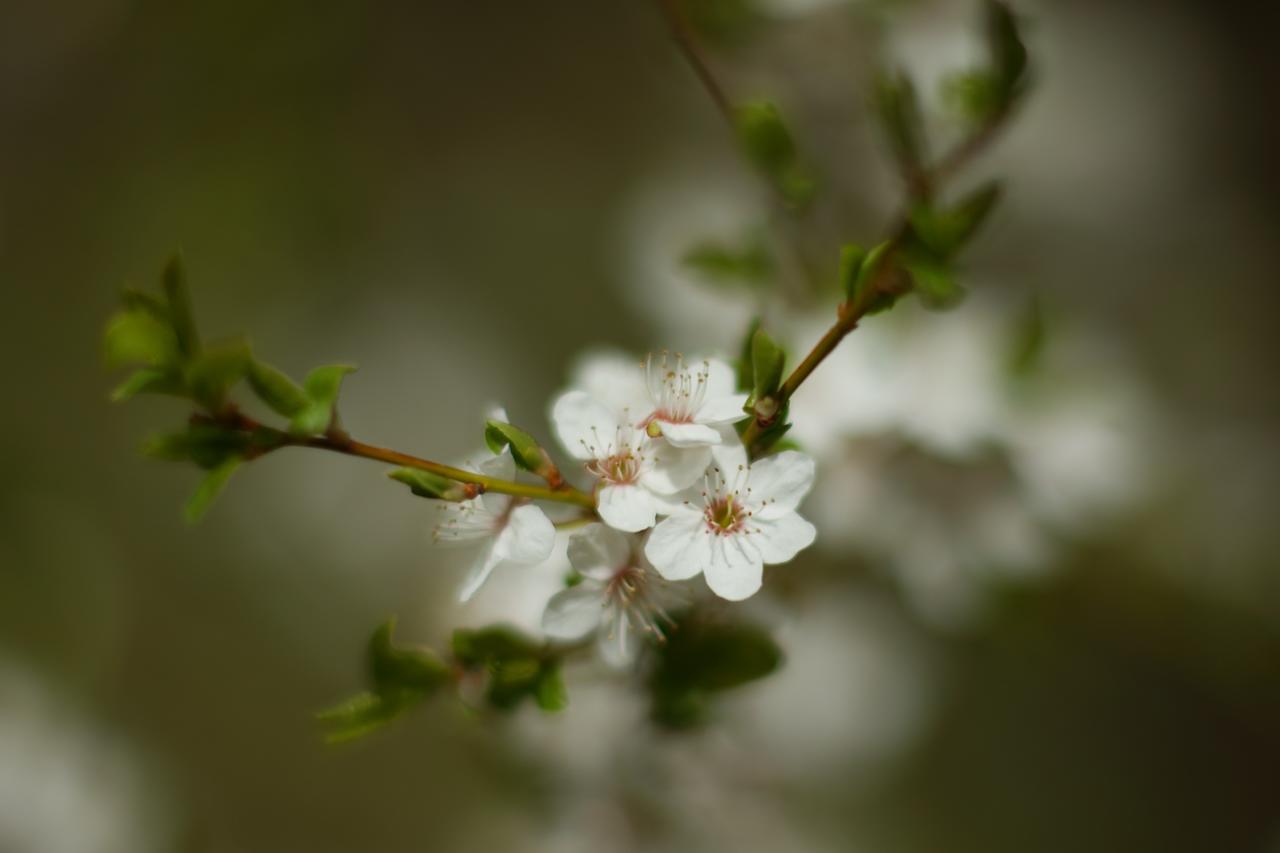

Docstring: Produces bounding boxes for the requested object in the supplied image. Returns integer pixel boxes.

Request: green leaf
[303,363,356,405]
[909,182,1002,258]
[120,288,169,320]
[185,339,252,412]
[289,364,356,436]
[838,244,867,305]
[749,327,785,402]
[388,468,469,502]
[734,101,816,209]
[985,0,1028,100]
[1007,293,1047,377]
[534,665,568,712]
[648,615,783,729]
[874,71,926,180]
[247,360,308,418]
[451,625,541,667]
[162,255,201,359]
[845,240,903,316]
[656,619,782,692]
[368,618,450,694]
[184,457,241,523]
[945,181,1002,248]
[141,422,256,469]
[104,310,179,369]
[315,691,412,744]
[941,69,1004,124]
[902,253,964,310]
[735,317,761,393]
[110,367,185,402]
[681,236,773,289]
[484,421,550,476]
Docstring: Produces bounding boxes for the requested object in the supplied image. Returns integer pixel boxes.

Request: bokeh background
[3,0,1279,850]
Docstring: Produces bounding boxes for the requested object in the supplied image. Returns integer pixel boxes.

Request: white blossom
[551,391,692,532]
[541,524,685,667]
[645,443,817,601]
[551,351,748,532]
[433,452,555,602]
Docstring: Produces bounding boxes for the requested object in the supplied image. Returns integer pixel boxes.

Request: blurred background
[2,0,1279,850]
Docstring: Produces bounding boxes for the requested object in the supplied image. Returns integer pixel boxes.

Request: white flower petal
[597,483,658,532]
[541,585,605,640]
[658,420,722,448]
[748,450,816,519]
[644,509,712,581]
[642,443,710,494]
[703,534,764,601]
[567,523,632,579]
[458,543,503,602]
[598,612,640,668]
[491,504,556,564]
[551,390,622,461]
[571,350,651,418]
[433,500,498,546]
[476,452,515,482]
[697,393,750,424]
[710,440,749,472]
[751,512,817,564]
[703,357,739,399]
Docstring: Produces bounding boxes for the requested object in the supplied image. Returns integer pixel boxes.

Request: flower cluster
[436,353,818,665]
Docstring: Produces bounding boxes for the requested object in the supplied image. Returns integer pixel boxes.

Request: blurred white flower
[646,443,818,601]
[791,295,1157,624]
[541,524,686,667]
[433,451,556,602]
[0,658,172,853]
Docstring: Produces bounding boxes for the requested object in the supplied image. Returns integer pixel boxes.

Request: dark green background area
[2,1,1278,850]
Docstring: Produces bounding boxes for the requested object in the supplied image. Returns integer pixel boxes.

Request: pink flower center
[587,450,642,485]
[704,495,746,535]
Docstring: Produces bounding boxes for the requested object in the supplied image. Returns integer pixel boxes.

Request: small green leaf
[141,422,255,469]
[368,618,450,694]
[388,468,469,502]
[846,240,903,316]
[452,625,541,667]
[119,288,169,320]
[985,0,1028,100]
[162,255,201,359]
[315,691,411,744]
[534,665,568,712]
[681,236,773,289]
[484,421,551,476]
[1007,293,1047,377]
[104,310,179,369]
[303,364,356,406]
[838,244,867,305]
[735,317,761,393]
[648,615,783,729]
[749,328,785,402]
[945,181,1002,248]
[734,101,816,209]
[110,367,185,402]
[909,182,1002,258]
[902,253,964,310]
[941,69,1003,124]
[184,456,241,523]
[289,364,356,436]
[247,360,308,418]
[185,339,252,412]
[874,71,926,181]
